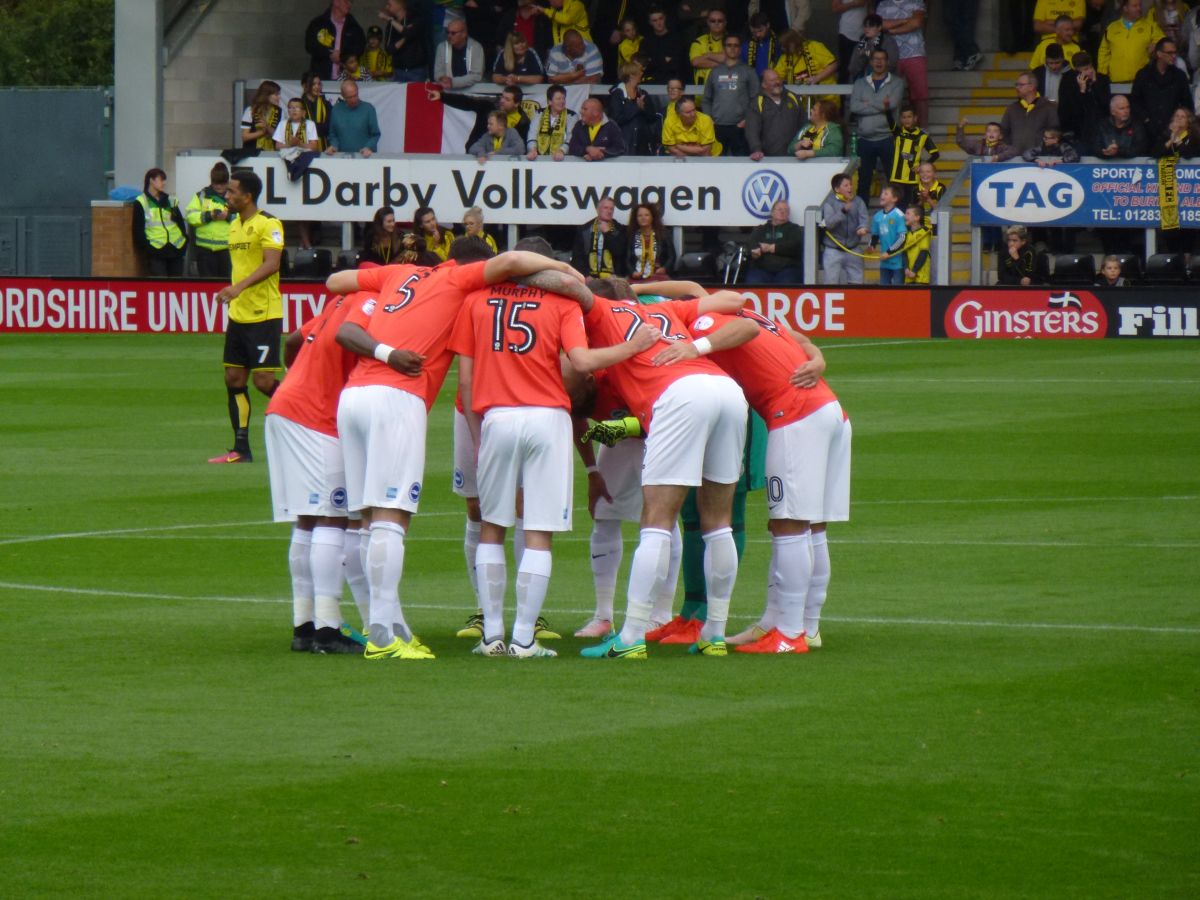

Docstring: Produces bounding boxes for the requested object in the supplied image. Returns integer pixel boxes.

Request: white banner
[176,152,847,227]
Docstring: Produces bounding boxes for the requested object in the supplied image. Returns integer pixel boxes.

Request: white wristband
[692,337,713,356]
[585,465,599,475]
[373,343,395,363]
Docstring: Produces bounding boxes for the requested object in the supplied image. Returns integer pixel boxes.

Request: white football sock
[760,540,783,630]
[513,548,552,645]
[805,531,831,636]
[513,517,526,568]
[289,527,314,626]
[310,525,346,630]
[367,520,407,643]
[651,522,684,624]
[463,517,481,605]
[589,518,623,621]
[619,528,672,644]
[476,542,507,642]
[773,532,813,639]
[700,527,738,641]
[342,527,370,627]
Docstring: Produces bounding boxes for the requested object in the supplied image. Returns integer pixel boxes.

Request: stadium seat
[278,248,291,278]
[290,248,333,279]
[674,251,718,281]
[1113,253,1142,282]
[1051,253,1095,285]
[1187,255,1200,282]
[1145,253,1186,284]
[1033,251,1052,285]
[334,248,361,271]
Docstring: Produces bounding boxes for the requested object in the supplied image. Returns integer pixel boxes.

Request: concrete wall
[163,0,316,181]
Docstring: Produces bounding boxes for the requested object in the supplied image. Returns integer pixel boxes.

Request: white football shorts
[764,400,851,523]
[477,406,573,531]
[642,373,748,487]
[336,384,428,513]
[264,413,348,522]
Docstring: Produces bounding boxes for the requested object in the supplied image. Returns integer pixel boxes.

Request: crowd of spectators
[202,2,1200,284]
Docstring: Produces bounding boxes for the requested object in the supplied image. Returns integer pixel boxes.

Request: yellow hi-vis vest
[136,192,186,250]
[184,188,231,251]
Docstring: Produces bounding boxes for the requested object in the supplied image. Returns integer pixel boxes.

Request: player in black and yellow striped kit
[210,170,284,464]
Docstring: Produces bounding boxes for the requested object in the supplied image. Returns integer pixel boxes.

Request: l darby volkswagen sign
[974,166,1086,225]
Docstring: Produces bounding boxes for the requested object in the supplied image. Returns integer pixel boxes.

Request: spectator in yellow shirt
[1030,15,1082,69]
[772,28,837,86]
[661,97,723,156]
[689,10,728,84]
[1099,0,1165,82]
[541,0,591,45]
[617,18,642,66]
[1033,0,1086,35]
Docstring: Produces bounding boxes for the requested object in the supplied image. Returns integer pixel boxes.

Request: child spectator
[363,26,394,80]
[462,206,499,253]
[469,110,526,160]
[882,205,932,285]
[339,53,371,81]
[956,118,1017,161]
[1095,254,1128,286]
[888,105,940,206]
[870,184,907,285]
[915,162,946,232]
[618,18,643,66]
[273,98,320,151]
[1022,127,1081,165]
[998,226,1036,285]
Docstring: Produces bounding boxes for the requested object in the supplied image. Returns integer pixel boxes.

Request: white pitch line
[48,533,1200,550]
[0,510,468,547]
[2,495,1194,549]
[1,580,1197,636]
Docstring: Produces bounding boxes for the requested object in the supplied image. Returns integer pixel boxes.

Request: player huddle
[259,224,851,661]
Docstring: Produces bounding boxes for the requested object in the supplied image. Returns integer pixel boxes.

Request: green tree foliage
[0,0,114,86]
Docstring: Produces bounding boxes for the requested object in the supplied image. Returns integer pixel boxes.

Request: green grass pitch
[1,333,1197,898]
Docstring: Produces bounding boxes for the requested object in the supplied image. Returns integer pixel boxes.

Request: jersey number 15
[486,297,540,354]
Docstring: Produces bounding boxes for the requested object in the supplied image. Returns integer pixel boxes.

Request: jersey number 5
[486,297,540,354]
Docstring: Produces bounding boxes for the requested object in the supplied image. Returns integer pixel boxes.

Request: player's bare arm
[519,270,595,310]
[217,248,281,304]
[633,279,705,299]
[457,355,483,448]
[566,325,663,374]
[652,317,758,366]
[335,321,424,375]
[282,329,304,367]
[782,323,827,387]
[483,251,585,286]
[326,270,361,296]
[696,289,748,314]
[566,396,614,517]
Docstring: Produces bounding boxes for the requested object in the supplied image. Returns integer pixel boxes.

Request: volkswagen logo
[742,170,789,217]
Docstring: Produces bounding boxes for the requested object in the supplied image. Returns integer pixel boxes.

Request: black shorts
[224,318,283,370]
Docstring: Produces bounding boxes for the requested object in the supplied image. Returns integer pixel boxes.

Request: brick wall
[91,202,144,278]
